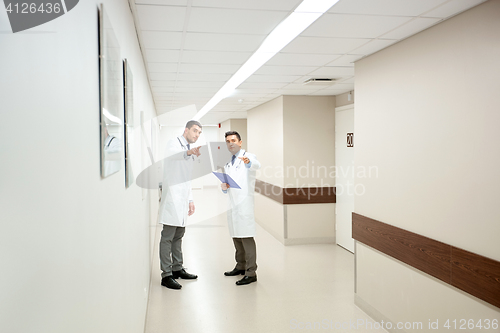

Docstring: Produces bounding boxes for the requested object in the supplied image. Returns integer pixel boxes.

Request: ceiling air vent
[303,78,337,85]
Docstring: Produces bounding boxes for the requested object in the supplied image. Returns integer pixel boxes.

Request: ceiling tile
[145,49,180,62]
[135,0,188,5]
[140,31,183,49]
[174,87,219,93]
[238,81,287,90]
[326,54,363,67]
[245,75,302,83]
[178,63,240,74]
[136,5,186,31]
[151,85,175,92]
[309,88,351,95]
[302,13,412,38]
[274,88,324,95]
[281,83,332,91]
[228,90,271,98]
[231,88,278,94]
[266,53,336,67]
[180,50,251,65]
[150,72,177,80]
[381,17,442,39]
[347,39,397,56]
[329,0,448,16]
[307,66,355,77]
[254,65,317,76]
[176,73,231,82]
[150,81,176,87]
[148,63,179,73]
[175,81,225,88]
[424,0,487,18]
[191,0,301,11]
[187,7,288,34]
[338,77,355,84]
[183,32,266,52]
[238,82,288,90]
[281,36,371,54]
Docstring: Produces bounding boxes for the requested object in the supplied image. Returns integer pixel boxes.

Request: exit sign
[347,133,354,147]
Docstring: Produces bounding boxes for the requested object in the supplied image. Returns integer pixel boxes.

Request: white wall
[0,0,156,332]
[354,0,500,329]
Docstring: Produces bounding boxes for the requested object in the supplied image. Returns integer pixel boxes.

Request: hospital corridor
[1,0,499,332]
[144,187,386,333]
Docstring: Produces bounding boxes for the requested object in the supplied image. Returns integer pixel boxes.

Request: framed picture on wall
[123,59,134,188]
[99,4,123,178]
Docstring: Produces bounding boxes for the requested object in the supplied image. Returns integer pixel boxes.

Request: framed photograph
[99,5,123,178]
[123,59,134,188]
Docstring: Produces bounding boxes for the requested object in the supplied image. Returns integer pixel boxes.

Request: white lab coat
[223,149,261,238]
[158,136,194,227]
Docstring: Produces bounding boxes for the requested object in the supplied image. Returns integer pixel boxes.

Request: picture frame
[99,4,123,178]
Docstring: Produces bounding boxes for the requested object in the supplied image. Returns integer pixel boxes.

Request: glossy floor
[144,188,387,333]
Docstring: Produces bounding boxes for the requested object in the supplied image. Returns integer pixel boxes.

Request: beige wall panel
[354,0,500,326]
[335,91,354,108]
[354,0,500,260]
[219,119,231,143]
[248,97,284,187]
[255,194,284,243]
[286,204,336,241]
[230,119,248,151]
[283,96,335,188]
[356,244,500,332]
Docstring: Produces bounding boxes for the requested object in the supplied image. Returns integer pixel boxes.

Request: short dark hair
[225,131,241,141]
[186,120,202,130]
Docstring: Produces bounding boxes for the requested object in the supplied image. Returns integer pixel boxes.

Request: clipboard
[212,172,241,189]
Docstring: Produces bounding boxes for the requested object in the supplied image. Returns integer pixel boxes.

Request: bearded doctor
[158,120,202,290]
[221,131,261,286]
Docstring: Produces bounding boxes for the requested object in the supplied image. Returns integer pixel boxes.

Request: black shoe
[236,275,257,286]
[224,268,246,276]
[172,268,198,280]
[161,276,182,289]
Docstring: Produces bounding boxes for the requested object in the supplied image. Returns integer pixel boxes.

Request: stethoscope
[177,137,194,161]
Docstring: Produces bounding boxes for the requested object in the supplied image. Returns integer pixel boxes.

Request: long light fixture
[192,0,340,121]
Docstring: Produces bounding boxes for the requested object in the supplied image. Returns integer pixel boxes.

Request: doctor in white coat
[221,131,261,286]
[158,120,202,290]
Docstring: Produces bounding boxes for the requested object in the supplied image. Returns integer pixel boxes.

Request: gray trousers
[160,225,185,278]
[233,237,257,277]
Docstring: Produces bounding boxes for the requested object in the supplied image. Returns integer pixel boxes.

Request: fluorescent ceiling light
[192,0,339,121]
[295,0,340,13]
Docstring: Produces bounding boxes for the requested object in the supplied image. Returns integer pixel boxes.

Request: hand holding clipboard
[212,172,241,189]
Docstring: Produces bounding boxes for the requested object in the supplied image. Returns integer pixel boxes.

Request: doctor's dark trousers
[233,237,257,277]
[160,225,185,278]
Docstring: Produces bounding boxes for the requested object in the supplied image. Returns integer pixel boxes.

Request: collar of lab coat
[104,135,114,147]
[233,149,245,160]
[178,135,189,148]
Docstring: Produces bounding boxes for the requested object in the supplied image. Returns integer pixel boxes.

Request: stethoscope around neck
[177,137,194,160]
[226,151,246,169]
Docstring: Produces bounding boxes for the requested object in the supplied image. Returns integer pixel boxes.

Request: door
[335,105,355,253]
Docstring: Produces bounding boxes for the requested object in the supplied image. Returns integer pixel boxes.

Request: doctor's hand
[187,146,202,157]
[221,183,230,191]
[188,202,195,216]
[239,156,250,164]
